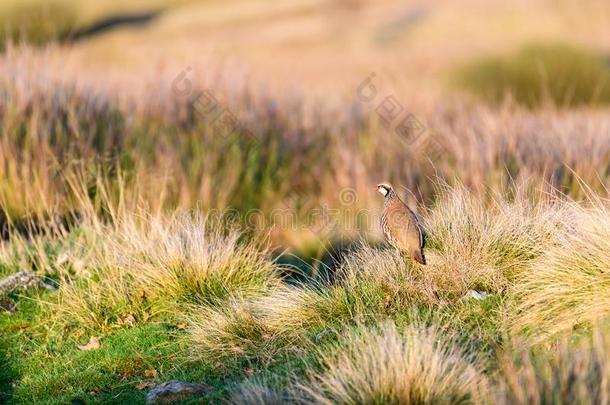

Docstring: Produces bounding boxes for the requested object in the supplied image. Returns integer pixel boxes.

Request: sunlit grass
[299,322,489,404]
[496,328,610,404]
[508,202,610,342]
[2,183,610,403]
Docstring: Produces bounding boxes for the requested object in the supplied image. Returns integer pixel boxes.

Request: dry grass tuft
[189,299,269,366]
[300,322,488,405]
[188,295,310,368]
[51,211,280,332]
[508,203,610,342]
[496,328,610,404]
[102,213,279,305]
[426,184,570,296]
[54,266,153,333]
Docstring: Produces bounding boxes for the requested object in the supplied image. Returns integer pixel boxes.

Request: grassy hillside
[1,183,608,403]
[2,0,610,403]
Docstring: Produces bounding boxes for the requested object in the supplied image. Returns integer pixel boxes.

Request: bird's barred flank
[377,183,427,265]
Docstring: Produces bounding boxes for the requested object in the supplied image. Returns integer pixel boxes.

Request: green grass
[0,293,221,404]
[453,43,610,108]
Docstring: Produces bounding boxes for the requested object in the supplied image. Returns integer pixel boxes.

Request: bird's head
[376,183,393,197]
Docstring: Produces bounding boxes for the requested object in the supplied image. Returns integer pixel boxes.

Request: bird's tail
[412,250,426,265]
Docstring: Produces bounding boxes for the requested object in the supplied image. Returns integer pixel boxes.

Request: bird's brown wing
[384,199,423,254]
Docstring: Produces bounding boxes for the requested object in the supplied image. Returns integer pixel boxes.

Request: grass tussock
[426,184,570,294]
[101,214,279,306]
[454,43,610,108]
[54,267,152,334]
[189,299,288,369]
[496,328,610,405]
[508,203,610,342]
[51,212,280,333]
[299,322,488,405]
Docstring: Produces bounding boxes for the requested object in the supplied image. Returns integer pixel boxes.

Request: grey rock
[0,271,55,296]
[146,380,214,404]
[464,290,491,301]
[314,328,332,343]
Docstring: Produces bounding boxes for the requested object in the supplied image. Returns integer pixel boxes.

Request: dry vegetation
[2,174,610,402]
[1,0,610,403]
[300,323,489,404]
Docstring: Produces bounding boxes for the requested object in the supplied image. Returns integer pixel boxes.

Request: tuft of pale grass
[101,213,279,306]
[54,266,154,334]
[496,328,610,405]
[51,211,280,332]
[251,285,330,334]
[426,184,570,295]
[300,322,488,405]
[189,299,268,367]
[188,296,309,369]
[508,203,610,342]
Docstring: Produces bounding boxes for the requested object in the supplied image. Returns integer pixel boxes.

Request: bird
[376,182,426,265]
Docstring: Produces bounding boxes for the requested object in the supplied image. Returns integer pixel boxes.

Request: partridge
[377,183,426,265]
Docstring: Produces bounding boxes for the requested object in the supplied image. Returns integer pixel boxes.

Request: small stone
[146,380,214,404]
[122,314,136,327]
[464,290,491,301]
[77,336,101,351]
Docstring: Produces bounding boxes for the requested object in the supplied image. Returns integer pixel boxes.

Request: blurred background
[1,0,610,255]
[2,0,609,97]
